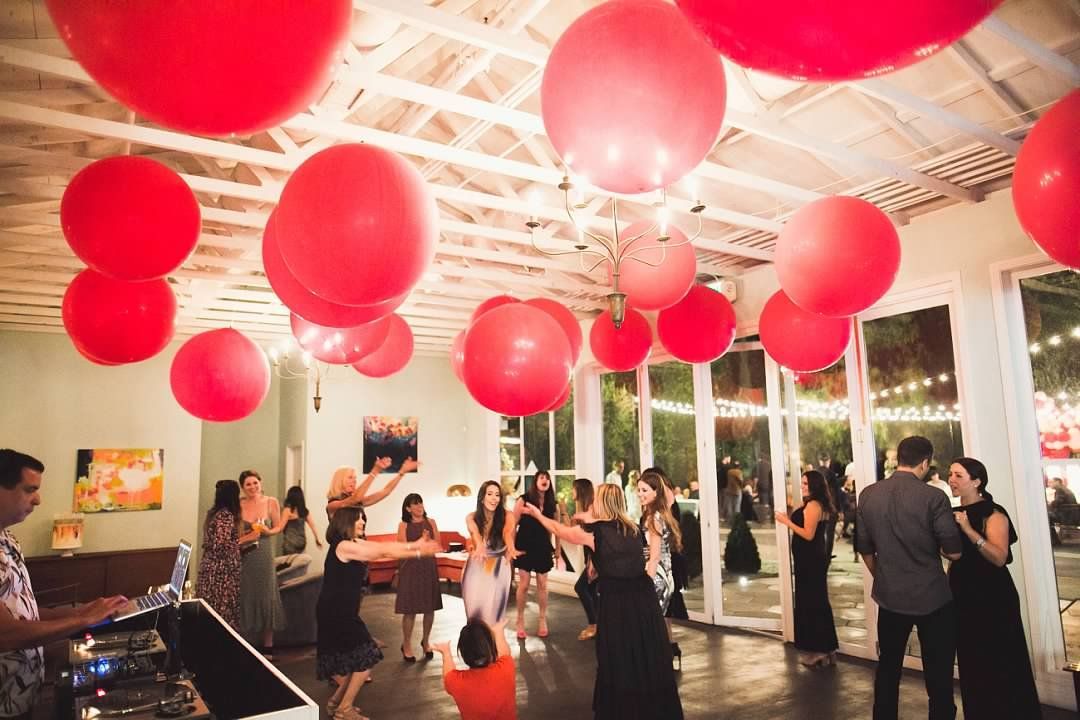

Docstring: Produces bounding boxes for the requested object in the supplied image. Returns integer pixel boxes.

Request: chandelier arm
[563,189,614,252]
[584,254,612,273]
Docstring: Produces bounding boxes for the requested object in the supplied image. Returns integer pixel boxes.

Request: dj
[0,450,128,720]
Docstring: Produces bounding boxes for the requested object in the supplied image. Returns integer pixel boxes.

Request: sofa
[365,531,469,588]
[274,553,322,647]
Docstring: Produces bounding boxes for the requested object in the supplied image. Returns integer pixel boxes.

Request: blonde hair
[593,484,638,537]
[327,466,357,499]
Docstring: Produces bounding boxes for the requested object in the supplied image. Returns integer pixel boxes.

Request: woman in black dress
[522,484,682,720]
[947,457,1041,720]
[512,470,560,639]
[775,469,838,667]
[318,506,439,720]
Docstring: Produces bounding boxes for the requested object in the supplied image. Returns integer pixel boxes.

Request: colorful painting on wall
[363,417,418,474]
[74,448,164,513]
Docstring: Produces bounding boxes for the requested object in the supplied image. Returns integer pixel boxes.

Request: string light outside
[1030,327,1080,354]
[642,396,962,424]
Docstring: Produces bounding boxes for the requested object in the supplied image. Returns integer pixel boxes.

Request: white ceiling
[0,0,1077,356]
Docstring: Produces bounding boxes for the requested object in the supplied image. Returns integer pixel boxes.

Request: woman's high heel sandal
[670,642,682,672]
[401,644,416,663]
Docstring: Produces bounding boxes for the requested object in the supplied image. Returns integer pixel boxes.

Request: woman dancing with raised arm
[462,481,520,627]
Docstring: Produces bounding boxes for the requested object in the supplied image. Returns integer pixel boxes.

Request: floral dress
[640,515,675,615]
[0,530,43,717]
[196,509,242,629]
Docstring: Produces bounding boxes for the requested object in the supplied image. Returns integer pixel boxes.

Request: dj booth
[55,599,317,719]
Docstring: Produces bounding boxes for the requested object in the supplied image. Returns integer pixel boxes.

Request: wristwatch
[975,536,986,549]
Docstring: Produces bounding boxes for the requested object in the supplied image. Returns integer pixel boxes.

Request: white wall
[0,331,202,557]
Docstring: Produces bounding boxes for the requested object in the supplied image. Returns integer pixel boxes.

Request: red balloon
[62,270,176,364]
[276,144,438,307]
[675,0,1000,81]
[523,297,583,366]
[759,292,851,372]
[45,0,351,136]
[351,315,414,378]
[589,308,653,372]
[450,330,466,383]
[775,197,900,317]
[657,285,736,363]
[170,329,271,422]
[470,295,519,326]
[61,156,200,281]
[73,344,121,366]
[463,304,573,416]
[545,382,573,412]
[607,222,697,311]
[263,212,407,327]
[290,313,391,365]
[1013,90,1080,269]
[541,0,726,194]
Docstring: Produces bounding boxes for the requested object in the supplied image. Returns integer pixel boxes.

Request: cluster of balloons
[762,197,901,372]
[455,296,580,416]
[1012,90,1080,270]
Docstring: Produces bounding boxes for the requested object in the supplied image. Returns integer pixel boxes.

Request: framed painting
[74,448,164,513]
[362,417,418,474]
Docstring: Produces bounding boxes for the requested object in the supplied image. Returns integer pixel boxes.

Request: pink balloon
[290,313,392,365]
[170,329,271,422]
[463,304,573,416]
[657,285,736,363]
[46,0,351,136]
[450,330,466,383]
[759,291,851,372]
[589,308,653,372]
[545,382,573,412]
[351,315,415,378]
[775,197,900,317]
[607,222,697,311]
[1013,90,1080,269]
[276,144,438,306]
[62,270,176,364]
[541,0,726,194]
[61,156,200,281]
[523,297,583,366]
[263,212,407,327]
[470,295,520,327]
[676,0,1000,81]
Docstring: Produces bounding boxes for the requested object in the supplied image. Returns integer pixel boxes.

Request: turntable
[74,679,210,720]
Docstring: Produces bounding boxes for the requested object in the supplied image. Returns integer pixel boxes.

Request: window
[601,371,640,487]
[499,385,577,512]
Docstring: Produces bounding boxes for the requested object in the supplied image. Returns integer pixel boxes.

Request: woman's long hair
[474,480,506,550]
[592,484,638,537]
[283,485,308,519]
[401,492,427,523]
[327,506,362,545]
[951,456,993,502]
[327,466,356,500]
[639,469,683,553]
[525,470,556,518]
[572,478,595,515]
[207,479,240,528]
[803,470,836,516]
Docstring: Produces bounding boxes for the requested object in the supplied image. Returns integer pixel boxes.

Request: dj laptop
[110,539,192,623]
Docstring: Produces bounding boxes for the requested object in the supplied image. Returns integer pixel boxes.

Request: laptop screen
[168,540,193,597]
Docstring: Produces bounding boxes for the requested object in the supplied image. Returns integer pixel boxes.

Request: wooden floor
[272,590,1077,720]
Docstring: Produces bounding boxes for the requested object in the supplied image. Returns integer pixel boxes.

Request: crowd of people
[0,443,1048,720]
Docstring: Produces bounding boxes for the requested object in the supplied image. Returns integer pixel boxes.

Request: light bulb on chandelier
[524,174,706,328]
[265,342,328,413]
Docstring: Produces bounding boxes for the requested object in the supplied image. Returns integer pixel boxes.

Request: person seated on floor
[435,616,516,720]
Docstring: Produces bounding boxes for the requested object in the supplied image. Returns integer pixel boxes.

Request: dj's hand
[81,596,130,625]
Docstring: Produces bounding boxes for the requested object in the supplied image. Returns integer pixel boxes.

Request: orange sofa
[365,531,469,587]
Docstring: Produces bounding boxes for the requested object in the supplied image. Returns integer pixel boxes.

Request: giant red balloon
[290,313,391,365]
[607,222,697,311]
[523,298,583,366]
[62,270,176,364]
[657,285,736,363]
[675,0,1000,81]
[759,292,851,372]
[351,315,414,378]
[775,197,900,317]
[545,382,573,412]
[170,329,271,422]
[1013,90,1080,269]
[276,144,438,307]
[470,295,519,327]
[263,212,407,327]
[464,304,573,416]
[541,0,726,194]
[450,330,467,383]
[61,156,200,281]
[45,0,351,136]
[589,308,653,372]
